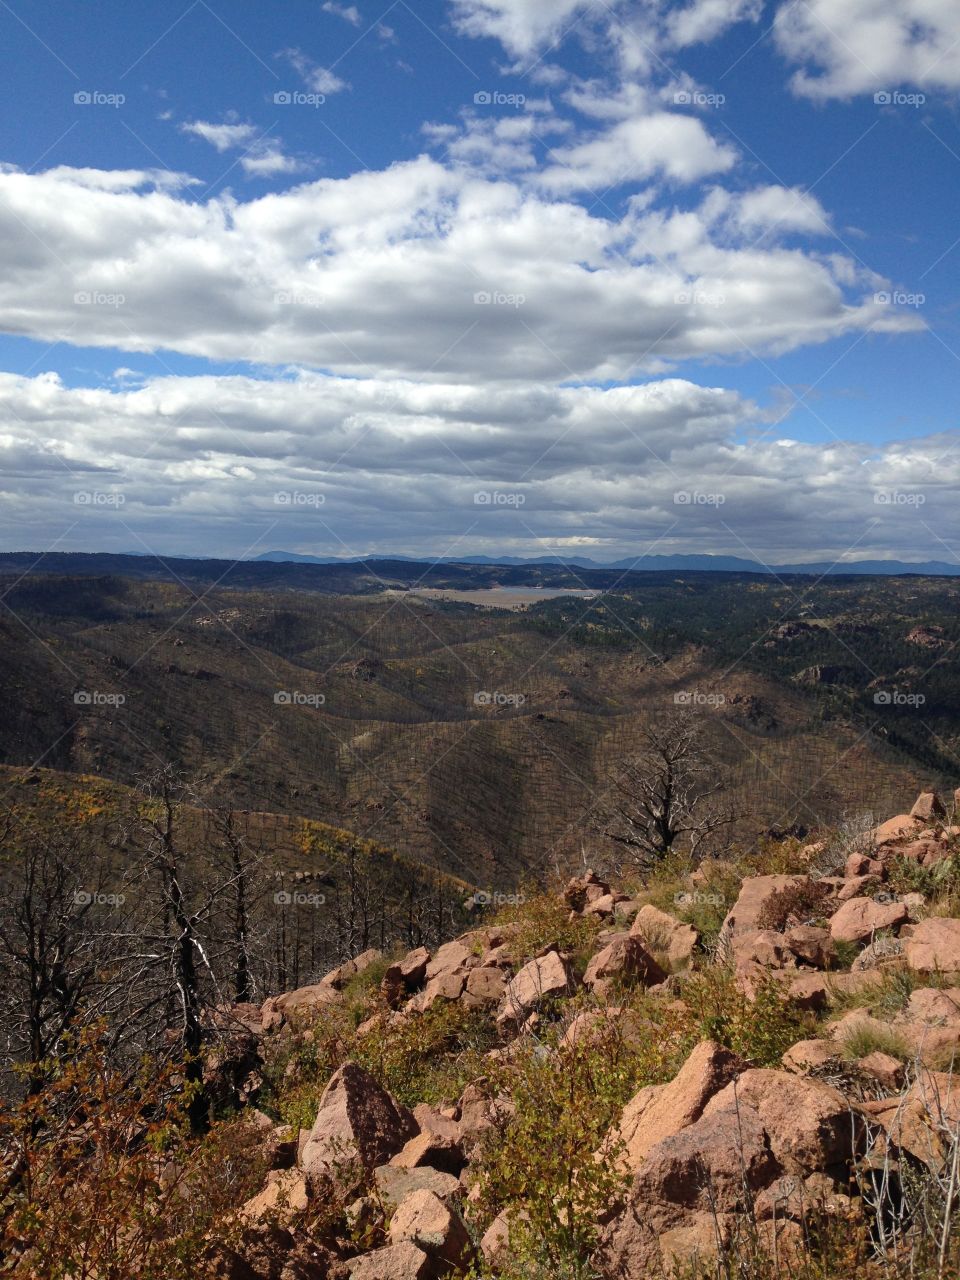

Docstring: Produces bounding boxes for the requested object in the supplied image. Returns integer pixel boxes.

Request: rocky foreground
[212,789,960,1279]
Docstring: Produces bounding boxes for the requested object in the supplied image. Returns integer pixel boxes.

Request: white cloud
[0,162,917,383]
[774,0,960,98]
[181,119,304,180]
[281,47,349,95]
[322,2,362,25]
[449,0,588,57]
[181,120,258,152]
[1,368,957,563]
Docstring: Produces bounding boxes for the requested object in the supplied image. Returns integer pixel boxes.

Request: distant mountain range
[253,550,960,576]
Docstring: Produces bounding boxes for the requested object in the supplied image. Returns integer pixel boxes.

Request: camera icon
[74,691,93,705]
[474,291,491,305]
[474,491,492,505]
[74,292,91,305]
[474,890,492,905]
[274,91,292,105]
[873,690,892,705]
[674,491,691,505]
[474,691,492,705]
[673,90,691,105]
[73,890,92,905]
[874,91,891,105]
[74,91,92,105]
[274,691,292,705]
[73,491,92,505]
[874,291,891,305]
[474,91,492,105]
[274,890,293,905]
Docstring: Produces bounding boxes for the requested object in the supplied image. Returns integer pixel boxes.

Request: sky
[0,0,959,567]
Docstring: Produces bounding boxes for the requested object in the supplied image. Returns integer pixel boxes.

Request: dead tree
[600,712,736,870]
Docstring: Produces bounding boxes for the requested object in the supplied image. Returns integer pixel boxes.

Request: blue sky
[0,0,959,565]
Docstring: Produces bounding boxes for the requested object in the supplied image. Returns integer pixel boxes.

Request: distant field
[390,586,600,609]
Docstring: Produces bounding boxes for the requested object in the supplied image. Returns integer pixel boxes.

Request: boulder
[911,791,946,823]
[324,948,383,990]
[387,1189,472,1272]
[498,950,576,1028]
[268,982,342,1018]
[873,815,922,847]
[905,918,960,974]
[463,966,508,1008]
[630,903,699,968]
[582,933,666,997]
[784,925,835,969]
[598,1104,779,1277]
[374,1165,461,1209]
[239,1169,308,1227]
[720,875,812,939]
[348,1242,432,1280]
[480,1208,529,1271]
[300,1063,416,1193]
[412,1104,459,1142]
[425,941,477,984]
[400,946,431,987]
[703,1069,862,1178]
[782,1039,841,1074]
[731,929,796,970]
[390,1132,464,1177]
[857,1052,905,1091]
[612,1040,745,1174]
[828,896,908,944]
[563,870,610,912]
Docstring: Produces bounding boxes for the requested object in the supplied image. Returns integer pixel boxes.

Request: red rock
[703,1069,863,1177]
[873,815,922,846]
[390,1132,464,1176]
[612,1040,745,1174]
[582,933,666,997]
[731,929,796,969]
[300,1063,416,1193]
[388,1189,471,1271]
[463,966,507,1007]
[630,904,699,967]
[857,1052,904,1091]
[374,1165,461,1208]
[239,1169,308,1226]
[562,870,609,912]
[828,896,908,943]
[782,1039,840,1074]
[720,875,813,939]
[784,925,834,968]
[498,950,576,1028]
[911,791,946,823]
[598,1104,778,1276]
[348,1241,432,1279]
[425,940,477,983]
[905,918,960,973]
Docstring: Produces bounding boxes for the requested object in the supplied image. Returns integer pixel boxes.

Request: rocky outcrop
[300,1064,416,1194]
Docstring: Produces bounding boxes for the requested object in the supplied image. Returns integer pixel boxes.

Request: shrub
[755,879,831,931]
[680,968,816,1066]
[840,1022,913,1063]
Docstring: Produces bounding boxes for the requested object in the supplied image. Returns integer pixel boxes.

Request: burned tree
[600,712,736,869]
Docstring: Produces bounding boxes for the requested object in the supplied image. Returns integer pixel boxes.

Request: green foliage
[494,891,601,970]
[680,967,817,1065]
[839,1022,913,1063]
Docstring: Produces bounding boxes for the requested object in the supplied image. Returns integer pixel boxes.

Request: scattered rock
[582,933,666,997]
[904,918,960,974]
[828,896,908,944]
[300,1063,416,1194]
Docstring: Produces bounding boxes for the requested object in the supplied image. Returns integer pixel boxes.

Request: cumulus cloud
[0,368,957,563]
[181,120,304,178]
[0,162,919,383]
[774,0,960,98]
